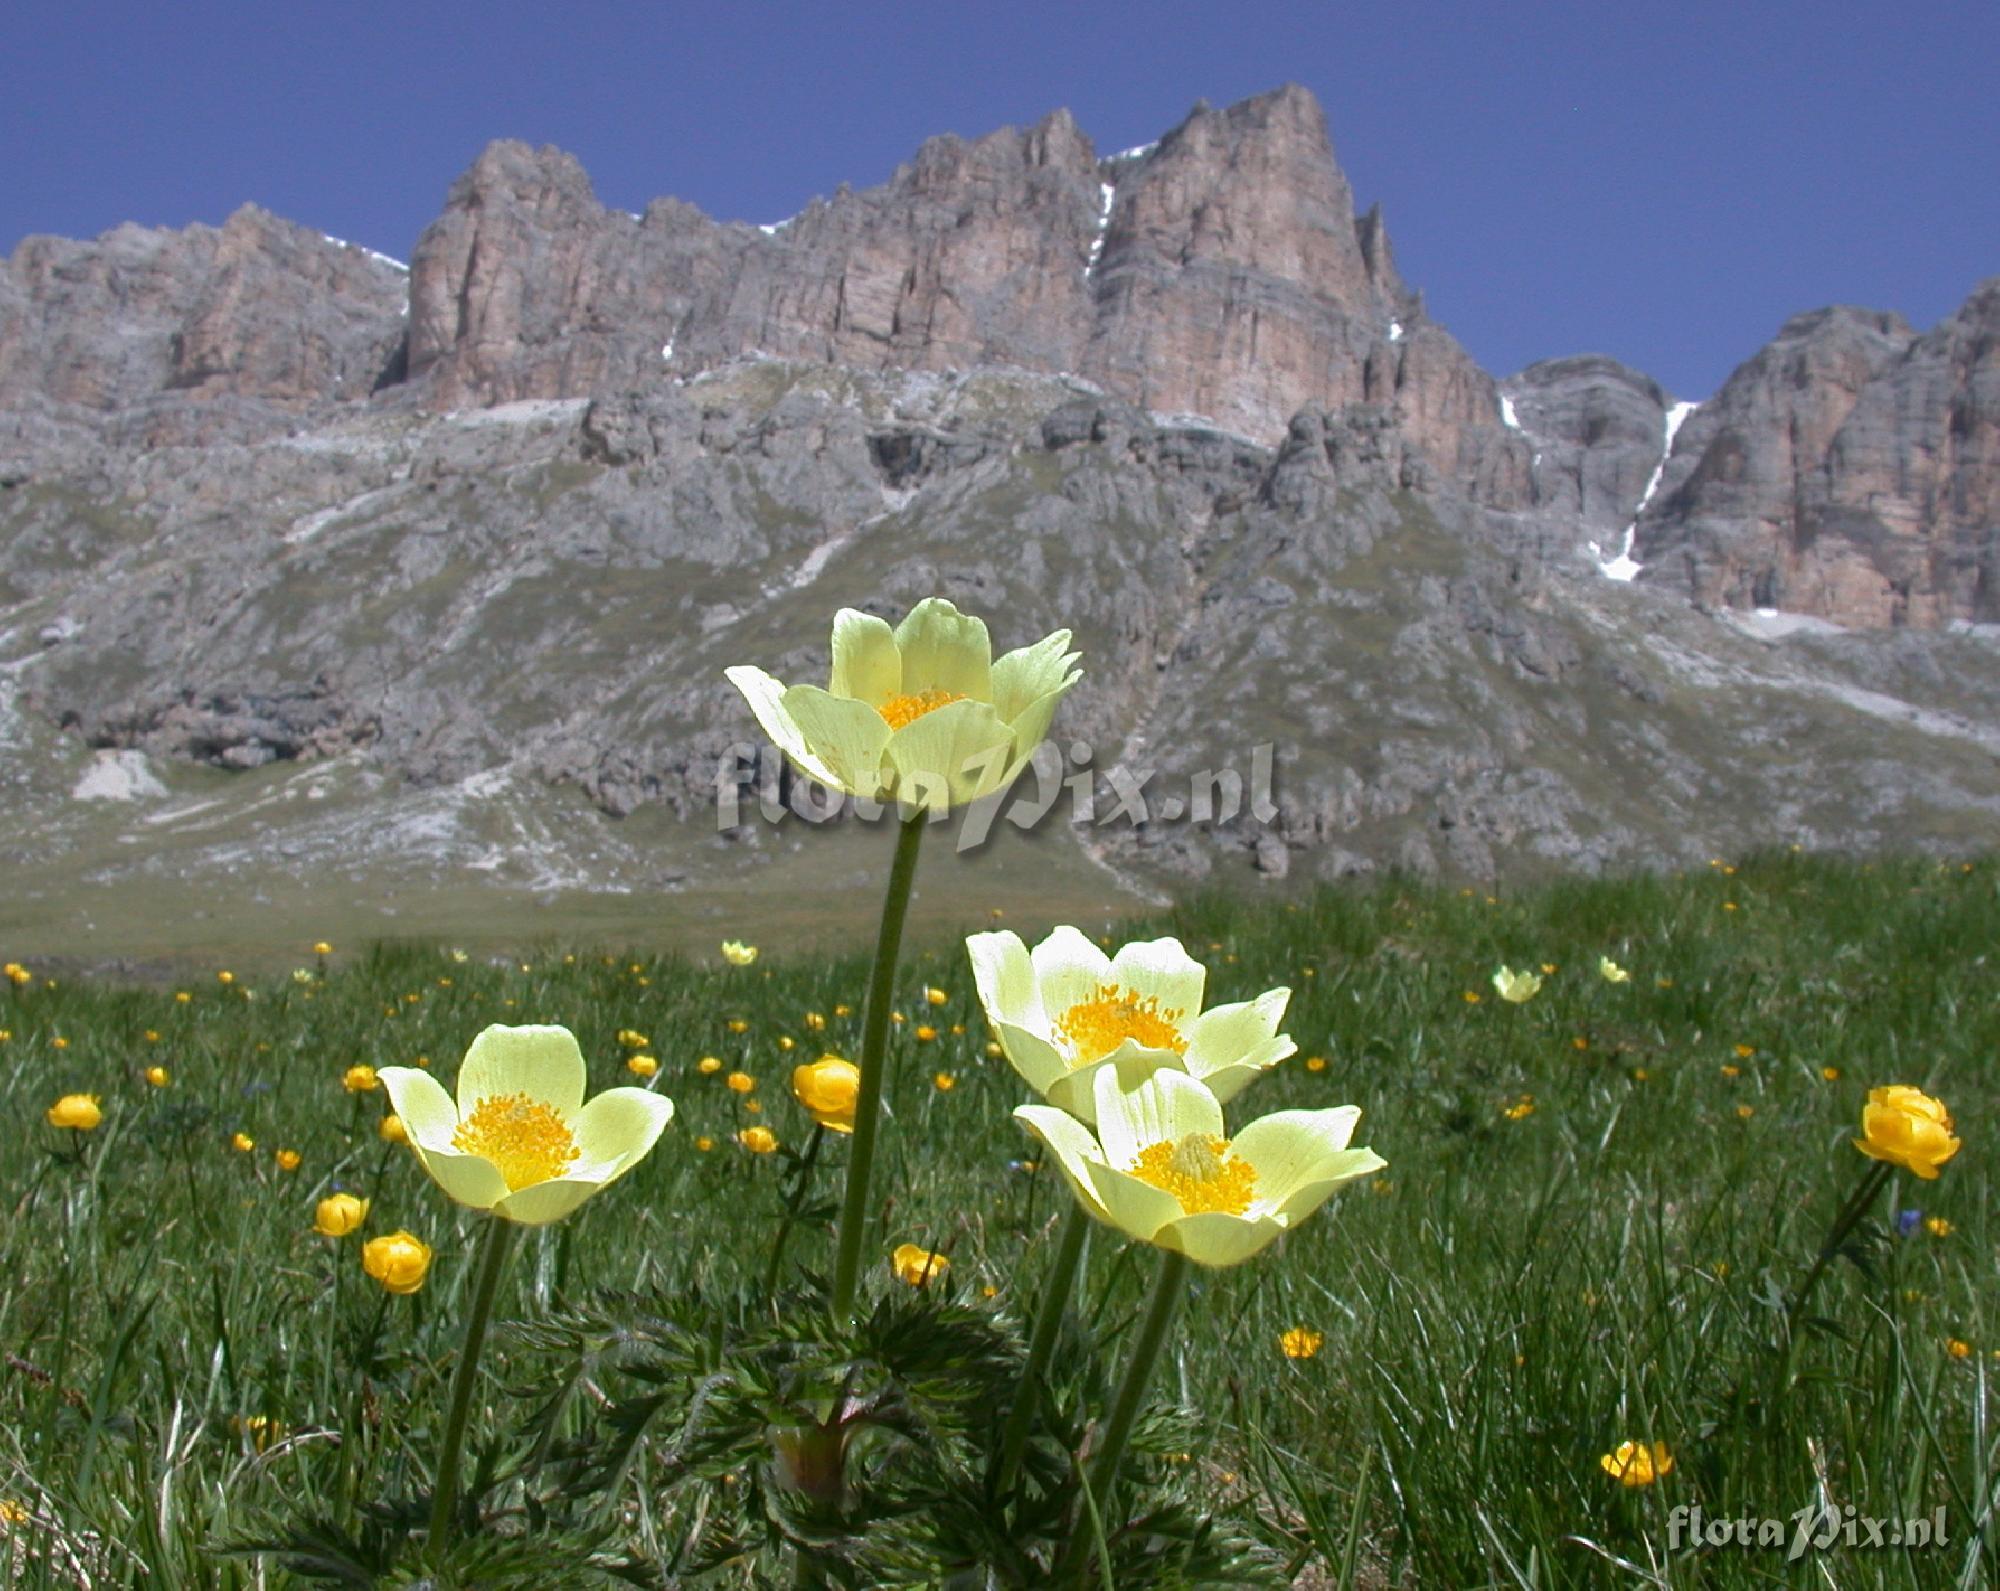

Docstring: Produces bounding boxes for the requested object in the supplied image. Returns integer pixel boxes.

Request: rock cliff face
[1635,287,2000,625]
[1,85,1997,958]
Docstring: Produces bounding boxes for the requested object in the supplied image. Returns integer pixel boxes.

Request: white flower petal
[966,930,1043,1030]
[1184,989,1290,1073]
[1268,1149,1388,1224]
[1232,1107,1363,1208]
[780,685,893,799]
[892,597,992,701]
[724,665,840,788]
[1014,1105,1111,1222]
[379,1066,458,1150]
[1094,1065,1224,1170]
[492,1176,607,1227]
[456,1025,586,1117]
[828,608,902,704]
[1106,937,1206,1019]
[995,1020,1072,1101]
[885,698,1015,811]
[1155,1210,1287,1267]
[1085,1160,1182,1244]
[409,1144,510,1211]
[568,1087,674,1174]
[990,630,1080,723]
[1030,925,1113,1030]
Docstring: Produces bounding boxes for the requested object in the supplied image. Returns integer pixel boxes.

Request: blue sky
[4,0,1994,399]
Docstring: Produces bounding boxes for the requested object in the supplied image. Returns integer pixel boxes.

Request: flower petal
[1267,1149,1388,1224]
[408,1144,510,1211]
[1154,1211,1287,1268]
[1196,1049,1290,1107]
[1107,937,1206,1019]
[724,665,840,787]
[378,1066,458,1150]
[1085,1160,1182,1244]
[828,608,902,704]
[491,1176,607,1227]
[1184,989,1291,1074]
[990,630,1080,723]
[567,1087,674,1174]
[892,598,992,701]
[995,1020,1072,1101]
[885,698,1015,811]
[457,1025,587,1117]
[1232,1107,1363,1209]
[1030,925,1113,1029]
[780,685,893,799]
[965,930,1042,1029]
[1014,1104,1111,1221]
[1094,1065,1224,1171]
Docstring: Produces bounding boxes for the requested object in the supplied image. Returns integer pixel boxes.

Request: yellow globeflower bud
[274,1148,302,1172]
[889,1243,949,1286]
[144,1065,170,1088]
[361,1230,432,1294]
[792,1056,861,1133]
[697,1056,723,1075]
[1855,1085,1960,1179]
[231,1131,255,1152]
[914,1024,939,1042]
[737,1125,778,1154]
[627,1054,659,1078]
[342,1064,379,1093]
[313,941,333,956]
[314,1192,370,1237]
[46,1094,102,1131]
[378,1112,408,1144]
[1599,1439,1673,1487]
[726,1071,756,1094]
[926,986,949,1007]
[727,1019,749,1035]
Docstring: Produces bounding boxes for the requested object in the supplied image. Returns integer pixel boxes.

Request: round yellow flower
[379,1113,408,1144]
[915,1024,938,1042]
[217,970,235,986]
[274,1148,302,1172]
[726,1071,756,1094]
[933,1071,956,1092]
[46,1094,102,1131]
[925,986,949,1007]
[698,1056,723,1075]
[626,1054,658,1078]
[144,1065,170,1088]
[232,1131,255,1152]
[1279,1326,1324,1360]
[738,1125,779,1154]
[361,1231,432,1295]
[792,1056,861,1133]
[725,597,1081,814]
[377,1025,674,1227]
[694,1134,715,1152]
[314,1192,370,1238]
[342,1064,379,1094]
[312,941,333,956]
[890,1242,950,1285]
[1854,1085,1960,1179]
[1599,1440,1673,1487]
[727,1019,749,1035]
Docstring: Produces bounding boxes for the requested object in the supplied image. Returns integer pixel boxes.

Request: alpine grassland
[1,851,1993,1587]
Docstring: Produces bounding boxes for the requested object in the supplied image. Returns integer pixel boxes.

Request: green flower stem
[829,809,926,1318]
[764,1123,827,1295]
[991,1200,1091,1500]
[1780,1159,1893,1360]
[1063,1249,1189,1579]
[428,1216,517,1546]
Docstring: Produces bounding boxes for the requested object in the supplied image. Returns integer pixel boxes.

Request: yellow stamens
[879,688,967,729]
[1130,1132,1256,1216]
[451,1092,580,1191]
[1055,983,1187,1064]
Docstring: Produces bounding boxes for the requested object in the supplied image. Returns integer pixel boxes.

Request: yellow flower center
[878,688,967,729]
[451,1092,580,1190]
[1055,984,1187,1064]
[1130,1132,1257,1216]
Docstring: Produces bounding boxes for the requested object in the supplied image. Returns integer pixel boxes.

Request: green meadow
[1,852,1993,1587]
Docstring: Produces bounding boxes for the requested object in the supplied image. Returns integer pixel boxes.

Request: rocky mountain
[1,85,1995,964]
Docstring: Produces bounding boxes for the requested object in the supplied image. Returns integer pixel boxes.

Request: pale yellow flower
[721,940,759,967]
[967,927,1294,1123]
[1015,1067,1384,1268]
[1598,957,1630,984]
[1491,966,1543,1003]
[377,1025,674,1226]
[725,597,1080,813]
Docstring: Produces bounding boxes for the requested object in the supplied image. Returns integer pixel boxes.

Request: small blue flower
[1896,1208,1922,1238]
